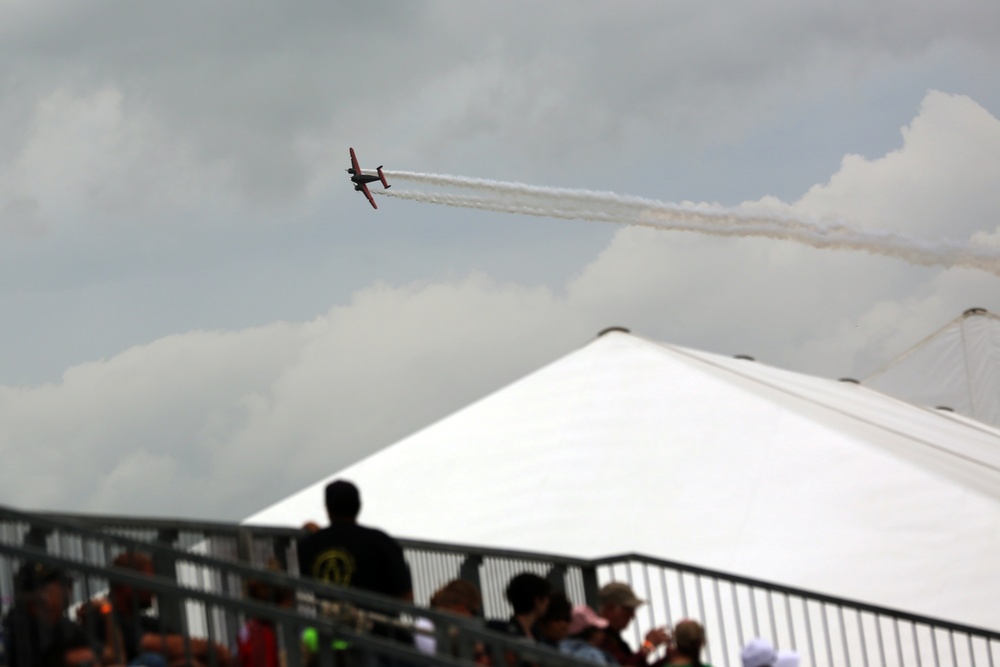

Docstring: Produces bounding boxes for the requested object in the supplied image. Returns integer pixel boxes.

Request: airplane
[347,147,390,209]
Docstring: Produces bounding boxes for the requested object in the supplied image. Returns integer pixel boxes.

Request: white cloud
[0,87,238,234]
[0,277,591,517]
[793,91,1000,236]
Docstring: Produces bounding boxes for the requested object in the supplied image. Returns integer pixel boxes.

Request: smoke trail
[377,171,1000,276]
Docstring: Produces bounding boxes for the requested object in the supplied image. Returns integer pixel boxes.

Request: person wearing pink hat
[560,605,617,665]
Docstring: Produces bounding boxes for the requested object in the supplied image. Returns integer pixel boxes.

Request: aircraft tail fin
[378,166,390,189]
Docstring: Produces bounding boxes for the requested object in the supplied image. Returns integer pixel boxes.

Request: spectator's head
[39,628,99,667]
[775,651,800,667]
[247,556,295,608]
[598,582,644,631]
[742,638,778,667]
[325,480,361,522]
[505,572,551,616]
[673,620,706,662]
[110,551,155,611]
[430,579,483,617]
[14,562,72,623]
[567,604,610,646]
[534,592,572,643]
[302,521,322,534]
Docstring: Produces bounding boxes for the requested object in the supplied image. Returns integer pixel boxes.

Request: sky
[1,1,999,520]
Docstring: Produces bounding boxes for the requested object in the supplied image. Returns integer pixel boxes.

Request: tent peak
[596,326,631,337]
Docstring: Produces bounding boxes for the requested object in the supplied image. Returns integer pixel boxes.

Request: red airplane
[347,147,390,209]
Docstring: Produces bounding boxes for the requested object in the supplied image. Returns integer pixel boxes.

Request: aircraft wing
[360,182,377,209]
[349,147,362,175]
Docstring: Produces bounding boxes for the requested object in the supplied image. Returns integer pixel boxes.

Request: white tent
[247,329,1000,631]
[862,308,1000,428]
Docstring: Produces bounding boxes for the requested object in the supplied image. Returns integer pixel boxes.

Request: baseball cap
[14,562,70,594]
[598,582,645,608]
[742,638,777,667]
[567,604,610,636]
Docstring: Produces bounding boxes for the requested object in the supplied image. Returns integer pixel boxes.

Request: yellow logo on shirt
[313,549,356,585]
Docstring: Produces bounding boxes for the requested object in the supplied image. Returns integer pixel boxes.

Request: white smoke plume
[378,171,1000,276]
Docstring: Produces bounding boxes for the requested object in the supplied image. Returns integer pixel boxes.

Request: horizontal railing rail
[18,507,1000,667]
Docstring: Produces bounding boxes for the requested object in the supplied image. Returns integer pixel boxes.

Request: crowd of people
[1,554,231,666]
[1,480,801,667]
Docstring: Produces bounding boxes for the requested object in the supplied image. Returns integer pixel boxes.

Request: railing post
[459,554,483,592]
[581,564,600,609]
[546,564,567,594]
[236,527,254,564]
[22,526,51,551]
[273,536,291,572]
[153,528,184,633]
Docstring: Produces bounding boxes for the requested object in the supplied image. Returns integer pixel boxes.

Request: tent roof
[248,330,1000,630]
[862,308,1000,428]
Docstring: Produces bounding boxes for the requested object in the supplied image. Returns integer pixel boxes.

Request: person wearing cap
[2,562,82,667]
[741,638,777,667]
[560,604,616,665]
[296,479,413,601]
[597,582,670,667]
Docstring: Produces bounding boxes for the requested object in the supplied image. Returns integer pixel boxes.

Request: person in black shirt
[485,572,551,641]
[297,480,413,601]
[2,562,82,667]
[533,591,572,649]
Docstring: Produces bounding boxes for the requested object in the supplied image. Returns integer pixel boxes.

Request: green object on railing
[302,627,350,652]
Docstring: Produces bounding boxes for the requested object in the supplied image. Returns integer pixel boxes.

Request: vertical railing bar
[857,608,870,667]
[949,630,958,667]
[912,621,924,667]
[679,570,689,619]
[750,584,760,637]
[802,598,817,667]
[766,590,777,648]
[643,564,656,631]
[966,633,975,667]
[838,606,851,667]
[711,577,727,667]
[784,593,795,650]
[732,583,745,649]
[658,566,672,628]
[931,625,941,667]
[875,614,887,667]
[822,604,835,667]
[892,617,903,667]
[694,574,707,640]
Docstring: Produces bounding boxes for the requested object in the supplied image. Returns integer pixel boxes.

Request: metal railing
[0,505,605,667]
[25,507,1000,667]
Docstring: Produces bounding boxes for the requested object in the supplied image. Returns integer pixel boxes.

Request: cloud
[792,91,1000,236]
[4,2,998,214]
[0,87,236,234]
[0,277,590,518]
